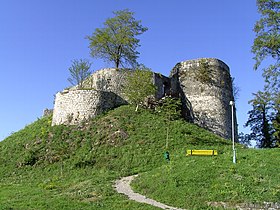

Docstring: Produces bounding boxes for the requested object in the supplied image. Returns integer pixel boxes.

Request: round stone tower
[170,58,236,139]
[52,68,129,126]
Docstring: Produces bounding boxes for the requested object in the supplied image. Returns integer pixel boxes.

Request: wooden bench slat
[186,150,218,156]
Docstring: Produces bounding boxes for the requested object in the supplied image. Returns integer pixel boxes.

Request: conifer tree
[245,91,275,148]
[249,0,280,147]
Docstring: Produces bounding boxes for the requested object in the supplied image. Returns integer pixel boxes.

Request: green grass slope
[133,148,280,209]
[0,105,279,209]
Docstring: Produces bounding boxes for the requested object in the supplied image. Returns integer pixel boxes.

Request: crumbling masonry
[52,58,237,139]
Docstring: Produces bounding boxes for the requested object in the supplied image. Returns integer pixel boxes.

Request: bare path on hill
[114,175,185,210]
[115,175,280,210]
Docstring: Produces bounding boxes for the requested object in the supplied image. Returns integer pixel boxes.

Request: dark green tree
[87,9,148,69]
[238,132,252,147]
[252,0,280,74]
[273,110,280,146]
[123,66,156,111]
[67,59,92,89]
[252,0,280,103]
[250,0,280,147]
[245,91,275,148]
[157,97,182,121]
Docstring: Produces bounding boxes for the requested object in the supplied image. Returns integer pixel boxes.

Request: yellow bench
[186,150,218,156]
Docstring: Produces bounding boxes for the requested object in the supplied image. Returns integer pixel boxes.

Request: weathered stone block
[52,59,237,140]
[170,58,237,139]
[52,89,127,126]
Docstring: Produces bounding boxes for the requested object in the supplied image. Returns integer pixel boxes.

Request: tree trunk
[115,60,120,70]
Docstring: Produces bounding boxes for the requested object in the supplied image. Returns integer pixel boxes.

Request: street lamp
[229,101,236,164]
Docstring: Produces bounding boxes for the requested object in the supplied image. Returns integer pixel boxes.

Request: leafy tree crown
[87,9,148,69]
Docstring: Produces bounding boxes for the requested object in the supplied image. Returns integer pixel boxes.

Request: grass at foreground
[0,166,157,210]
[0,105,279,209]
[132,148,280,209]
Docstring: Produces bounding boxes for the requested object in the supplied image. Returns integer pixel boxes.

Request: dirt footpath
[114,175,185,210]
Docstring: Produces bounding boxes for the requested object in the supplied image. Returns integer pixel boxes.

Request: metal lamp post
[229,101,236,164]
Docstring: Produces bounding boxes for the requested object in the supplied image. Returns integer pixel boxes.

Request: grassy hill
[0,105,279,209]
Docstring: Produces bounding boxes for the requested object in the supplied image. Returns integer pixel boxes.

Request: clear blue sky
[0,0,263,141]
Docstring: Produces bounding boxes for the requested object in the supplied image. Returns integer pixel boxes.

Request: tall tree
[252,0,280,101]
[238,132,252,147]
[250,0,280,147]
[273,110,280,146]
[87,9,148,69]
[68,59,92,89]
[245,91,275,148]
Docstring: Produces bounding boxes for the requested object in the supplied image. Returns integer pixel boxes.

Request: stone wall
[80,68,130,97]
[52,58,237,140]
[52,89,127,126]
[153,73,171,99]
[170,58,236,139]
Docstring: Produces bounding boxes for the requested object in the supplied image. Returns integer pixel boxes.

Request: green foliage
[238,132,252,147]
[252,0,280,138]
[68,59,92,89]
[252,0,280,71]
[87,9,148,69]
[273,110,280,147]
[156,97,182,121]
[132,148,280,209]
[0,106,279,209]
[22,149,38,166]
[195,59,213,84]
[245,91,275,148]
[123,68,156,111]
[156,97,183,150]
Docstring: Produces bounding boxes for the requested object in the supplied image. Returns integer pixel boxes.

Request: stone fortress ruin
[52,58,237,139]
